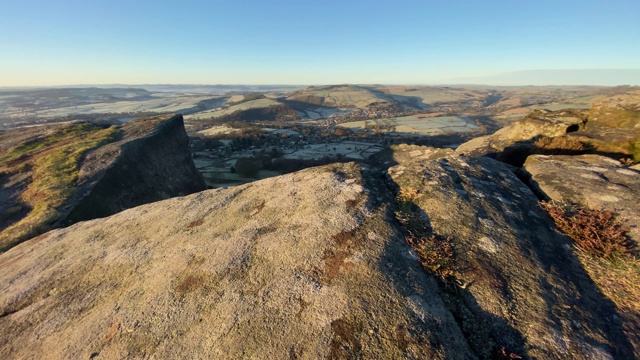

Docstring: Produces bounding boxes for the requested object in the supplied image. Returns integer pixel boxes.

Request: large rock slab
[491,109,587,141]
[0,163,473,359]
[524,154,640,244]
[388,155,636,359]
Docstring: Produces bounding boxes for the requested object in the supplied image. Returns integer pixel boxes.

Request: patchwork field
[192,139,384,187]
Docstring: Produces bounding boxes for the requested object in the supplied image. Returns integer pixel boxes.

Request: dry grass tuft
[408,233,456,279]
[577,250,640,315]
[541,202,637,259]
[398,187,420,203]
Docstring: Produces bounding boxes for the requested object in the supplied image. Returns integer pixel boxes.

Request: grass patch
[577,250,640,317]
[590,108,640,129]
[544,202,640,346]
[629,138,640,163]
[532,135,590,155]
[410,233,455,278]
[0,123,119,250]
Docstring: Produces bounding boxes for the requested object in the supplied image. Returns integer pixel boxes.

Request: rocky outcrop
[456,109,587,165]
[1,154,637,359]
[0,163,473,359]
[523,154,640,244]
[492,109,587,141]
[388,155,636,359]
[61,115,206,225]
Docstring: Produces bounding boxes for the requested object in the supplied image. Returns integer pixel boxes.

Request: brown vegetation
[541,202,636,259]
[532,135,590,155]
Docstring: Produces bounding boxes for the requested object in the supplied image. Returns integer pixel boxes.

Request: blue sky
[1,0,639,86]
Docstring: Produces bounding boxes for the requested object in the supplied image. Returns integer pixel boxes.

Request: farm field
[377,86,489,105]
[287,85,392,108]
[185,98,280,120]
[339,115,480,135]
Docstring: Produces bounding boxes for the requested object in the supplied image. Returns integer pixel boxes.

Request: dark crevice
[0,309,19,319]
[566,124,580,133]
[513,167,549,202]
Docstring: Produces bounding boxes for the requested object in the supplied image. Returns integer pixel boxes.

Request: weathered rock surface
[370,144,454,169]
[0,163,474,359]
[387,144,454,163]
[523,154,640,244]
[388,155,636,359]
[492,109,587,141]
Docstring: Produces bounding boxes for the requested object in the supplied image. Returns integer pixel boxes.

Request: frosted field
[192,140,384,187]
[339,115,480,135]
[295,107,341,119]
[281,141,384,160]
[186,98,280,120]
[197,126,238,136]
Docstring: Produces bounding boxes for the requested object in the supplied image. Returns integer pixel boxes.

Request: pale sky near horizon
[1,0,639,86]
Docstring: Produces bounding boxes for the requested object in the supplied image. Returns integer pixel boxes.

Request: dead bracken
[541,201,637,259]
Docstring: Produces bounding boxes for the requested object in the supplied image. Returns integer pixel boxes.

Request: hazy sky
[1,0,639,86]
